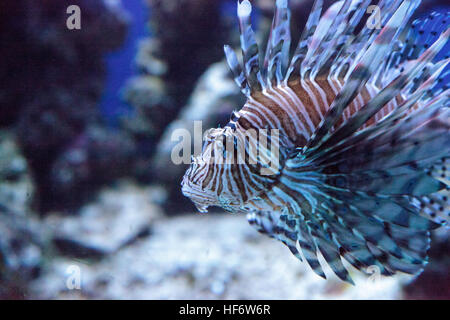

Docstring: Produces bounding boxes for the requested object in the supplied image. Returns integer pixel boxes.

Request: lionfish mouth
[181,173,216,213]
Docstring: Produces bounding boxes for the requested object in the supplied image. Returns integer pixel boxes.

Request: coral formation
[0,133,43,299]
[0,206,44,299]
[0,0,133,212]
[0,132,34,213]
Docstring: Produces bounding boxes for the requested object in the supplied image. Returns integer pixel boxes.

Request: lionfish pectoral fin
[276,52,449,277]
[305,0,423,151]
[247,210,306,263]
[220,0,449,283]
[277,87,449,277]
[247,209,343,281]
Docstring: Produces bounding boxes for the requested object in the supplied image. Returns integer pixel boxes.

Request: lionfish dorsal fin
[263,0,291,86]
[315,0,372,79]
[301,0,353,77]
[225,0,294,94]
[237,0,263,93]
[312,51,450,157]
[286,0,324,83]
[305,0,419,152]
[224,44,250,96]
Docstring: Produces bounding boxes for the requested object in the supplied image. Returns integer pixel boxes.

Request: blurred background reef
[0,0,448,299]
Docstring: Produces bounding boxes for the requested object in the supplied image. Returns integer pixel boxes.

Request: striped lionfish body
[181,0,450,283]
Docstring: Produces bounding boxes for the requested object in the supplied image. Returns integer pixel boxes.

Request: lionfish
[182,0,450,283]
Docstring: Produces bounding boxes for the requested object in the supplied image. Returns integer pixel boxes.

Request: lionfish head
[181,127,242,213]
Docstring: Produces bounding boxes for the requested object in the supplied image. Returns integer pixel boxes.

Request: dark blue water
[100,0,149,126]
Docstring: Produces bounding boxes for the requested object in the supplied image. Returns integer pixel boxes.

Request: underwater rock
[0,131,34,214]
[135,39,168,77]
[0,0,127,127]
[44,182,163,259]
[121,74,170,173]
[0,202,45,299]
[48,125,136,212]
[30,213,405,299]
[0,0,129,213]
[0,132,43,299]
